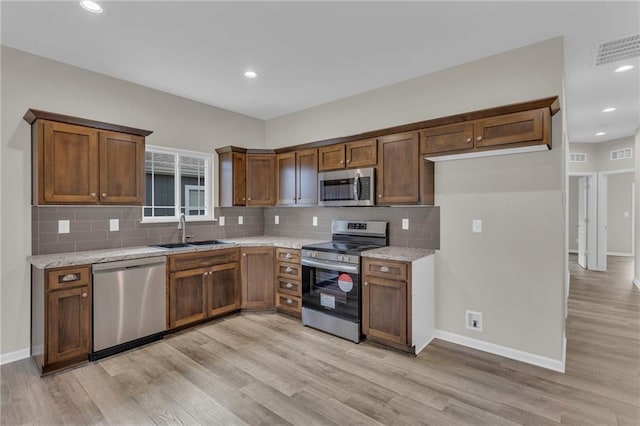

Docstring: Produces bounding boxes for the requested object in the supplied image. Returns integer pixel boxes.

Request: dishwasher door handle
[92,256,167,274]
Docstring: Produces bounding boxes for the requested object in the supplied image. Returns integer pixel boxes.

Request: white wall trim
[607,252,634,257]
[634,278,640,290]
[0,347,30,365]
[434,330,565,373]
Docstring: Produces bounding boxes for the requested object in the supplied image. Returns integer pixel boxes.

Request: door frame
[568,172,598,270]
[597,168,636,270]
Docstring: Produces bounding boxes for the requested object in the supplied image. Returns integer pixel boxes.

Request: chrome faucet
[178,213,187,244]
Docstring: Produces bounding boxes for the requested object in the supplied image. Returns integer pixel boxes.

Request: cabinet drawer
[276,248,300,263]
[362,259,407,281]
[277,278,301,296]
[277,262,301,280]
[169,248,239,272]
[276,293,301,313]
[47,266,91,291]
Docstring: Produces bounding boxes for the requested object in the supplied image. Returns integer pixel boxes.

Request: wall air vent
[595,34,640,65]
[569,153,587,163]
[610,148,632,161]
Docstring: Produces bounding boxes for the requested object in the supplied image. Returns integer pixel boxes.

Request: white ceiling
[1,1,639,143]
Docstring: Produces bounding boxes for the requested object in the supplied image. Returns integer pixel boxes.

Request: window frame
[142,145,216,224]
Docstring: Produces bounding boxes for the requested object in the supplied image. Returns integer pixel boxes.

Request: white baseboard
[0,347,30,365]
[434,330,565,373]
[634,278,640,290]
[607,252,634,257]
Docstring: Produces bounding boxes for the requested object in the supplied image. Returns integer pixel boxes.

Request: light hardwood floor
[2,255,638,425]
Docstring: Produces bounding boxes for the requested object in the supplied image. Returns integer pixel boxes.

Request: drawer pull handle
[61,273,79,282]
[82,292,88,298]
[286,298,293,304]
[285,253,292,259]
[285,282,293,288]
[285,267,292,273]
[380,266,390,273]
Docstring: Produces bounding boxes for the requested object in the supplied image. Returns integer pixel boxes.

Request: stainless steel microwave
[318,168,375,206]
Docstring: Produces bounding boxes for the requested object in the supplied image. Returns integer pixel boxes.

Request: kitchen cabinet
[24,110,150,206]
[274,248,302,317]
[276,149,318,205]
[247,154,276,206]
[241,247,275,308]
[420,122,474,154]
[376,132,420,205]
[318,139,377,171]
[31,265,92,375]
[167,248,240,329]
[217,148,247,207]
[362,255,434,354]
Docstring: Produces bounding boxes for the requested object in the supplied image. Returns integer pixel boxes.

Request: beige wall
[567,143,599,173]
[569,137,635,173]
[266,38,566,360]
[0,46,265,357]
[607,172,634,255]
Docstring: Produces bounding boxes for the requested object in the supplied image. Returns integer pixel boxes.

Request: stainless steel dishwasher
[91,256,166,360]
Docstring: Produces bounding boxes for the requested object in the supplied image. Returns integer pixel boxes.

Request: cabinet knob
[477,136,483,141]
[285,253,292,259]
[91,192,97,199]
[285,282,293,288]
[285,267,292,273]
[247,197,252,201]
[380,266,390,273]
[82,292,88,298]
[346,159,351,163]
[466,138,472,143]
[243,253,246,257]
[102,193,107,198]
[364,282,368,286]
[378,194,382,198]
[286,298,293,304]
[242,197,246,201]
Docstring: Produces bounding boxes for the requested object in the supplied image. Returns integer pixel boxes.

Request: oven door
[318,168,374,206]
[301,258,360,322]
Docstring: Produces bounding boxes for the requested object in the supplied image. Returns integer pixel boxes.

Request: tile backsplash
[32,205,439,255]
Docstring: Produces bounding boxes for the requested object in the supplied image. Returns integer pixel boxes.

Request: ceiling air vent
[595,34,640,65]
[570,153,587,163]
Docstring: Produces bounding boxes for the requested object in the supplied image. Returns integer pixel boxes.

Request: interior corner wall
[568,177,579,252]
[635,129,640,285]
[0,46,265,358]
[266,37,566,361]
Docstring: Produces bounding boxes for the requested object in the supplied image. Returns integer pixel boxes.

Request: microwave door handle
[353,172,360,205]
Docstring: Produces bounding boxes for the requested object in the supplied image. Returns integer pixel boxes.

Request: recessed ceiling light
[602,107,616,113]
[614,65,634,73]
[243,71,258,79]
[79,0,103,13]
[595,131,606,136]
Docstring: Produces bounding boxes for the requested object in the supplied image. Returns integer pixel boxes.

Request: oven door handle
[302,258,359,274]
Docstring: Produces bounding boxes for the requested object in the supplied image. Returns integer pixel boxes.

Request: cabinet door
[218,151,247,207]
[47,286,91,364]
[318,144,346,171]
[345,139,377,168]
[420,122,474,154]
[241,248,275,308]
[232,152,247,206]
[296,149,318,205]
[42,121,99,204]
[362,277,407,346]
[377,132,420,204]
[206,262,241,317]
[99,131,145,204]
[246,154,276,206]
[169,268,206,329]
[276,152,297,205]
[474,109,544,148]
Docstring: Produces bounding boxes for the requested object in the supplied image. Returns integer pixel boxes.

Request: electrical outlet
[472,219,482,233]
[624,211,630,218]
[275,215,279,225]
[219,216,225,226]
[402,218,409,230]
[465,310,483,331]
[313,216,318,226]
[238,216,243,225]
[58,220,70,234]
[109,218,119,232]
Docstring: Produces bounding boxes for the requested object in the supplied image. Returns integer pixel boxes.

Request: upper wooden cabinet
[217,148,276,207]
[218,149,247,207]
[25,110,151,206]
[420,108,549,156]
[277,149,318,205]
[377,132,420,205]
[246,153,276,206]
[318,139,377,171]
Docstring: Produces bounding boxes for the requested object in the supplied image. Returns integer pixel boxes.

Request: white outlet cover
[472,219,482,233]
[109,218,119,232]
[219,216,225,226]
[624,211,630,218]
[58,220,70,234]
[465,310,483,331]
[238,216,243,225]
[275,215,279,225]
[402,218,409,230]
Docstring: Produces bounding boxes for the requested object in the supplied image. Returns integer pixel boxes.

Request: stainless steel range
[301,219,388,342]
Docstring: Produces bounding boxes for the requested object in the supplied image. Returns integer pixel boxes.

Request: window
[143,145,213,222]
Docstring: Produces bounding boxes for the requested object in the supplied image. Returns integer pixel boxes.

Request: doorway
[568,173,598,270]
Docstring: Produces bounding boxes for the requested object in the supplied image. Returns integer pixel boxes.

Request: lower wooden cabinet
[31,265,92,375]
[167,249,240,329]
[241,247,275,308]
[362,273,408,346]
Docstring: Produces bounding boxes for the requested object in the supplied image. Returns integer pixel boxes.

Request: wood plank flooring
[2,255,638,425]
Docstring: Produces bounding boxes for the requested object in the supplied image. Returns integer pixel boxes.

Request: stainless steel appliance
[301,219,388,342]
[91,256,167,360]
[318,167,375,206]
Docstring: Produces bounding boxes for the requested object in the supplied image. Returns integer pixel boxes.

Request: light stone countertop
[27,236,327,269]
[361,246,435,262]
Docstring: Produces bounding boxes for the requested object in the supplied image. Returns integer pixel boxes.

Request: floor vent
[595,34,640,65]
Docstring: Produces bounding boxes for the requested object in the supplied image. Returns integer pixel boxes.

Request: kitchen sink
[152,243,193,249]
[189,240,225,246]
